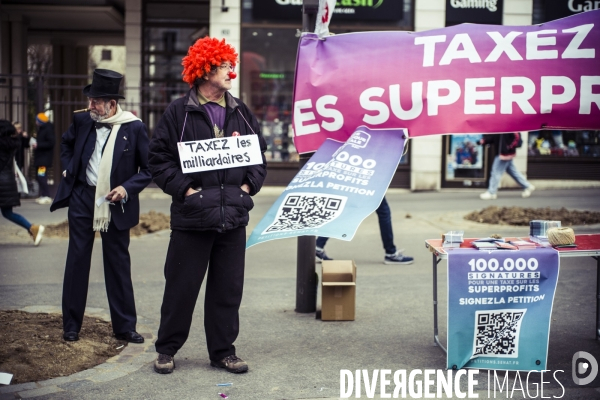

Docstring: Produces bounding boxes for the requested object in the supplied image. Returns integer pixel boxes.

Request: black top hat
[83,69,125,99]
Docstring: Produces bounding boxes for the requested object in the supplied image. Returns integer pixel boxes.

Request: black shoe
[115,331,145,343]
[63,331,79,341]
[210,355,248,373]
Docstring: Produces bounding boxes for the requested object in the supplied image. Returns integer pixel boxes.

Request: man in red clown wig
[149,37,267,375]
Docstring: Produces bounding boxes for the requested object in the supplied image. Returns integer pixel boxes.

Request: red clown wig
[182,37,238,86]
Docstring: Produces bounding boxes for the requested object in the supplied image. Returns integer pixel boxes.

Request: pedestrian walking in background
[50,69,151,343]
[32,113,55,204]
[316,196,414,265]
[0,120,44,246]
[149,37,267,375]
[479,132,535,200]
[12,121,30,171]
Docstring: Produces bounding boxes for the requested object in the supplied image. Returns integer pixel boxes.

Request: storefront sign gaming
[246,127,406,248]
[292,9,600,154]
[446,0,504,25]
[177,135,263,173]
[446,248,560,371]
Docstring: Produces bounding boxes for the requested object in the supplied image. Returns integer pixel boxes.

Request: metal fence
[0,73,179,185]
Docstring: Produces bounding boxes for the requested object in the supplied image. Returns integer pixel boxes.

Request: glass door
[442,134,491,189]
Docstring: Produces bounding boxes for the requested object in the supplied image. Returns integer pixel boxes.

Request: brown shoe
[154,353,175,374]
[210,355,248,373]
[29,225,45,246]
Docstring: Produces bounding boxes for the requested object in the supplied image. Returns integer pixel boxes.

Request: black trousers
[36,165,50,197]
[62,183,137,334]
[155,227,246,361]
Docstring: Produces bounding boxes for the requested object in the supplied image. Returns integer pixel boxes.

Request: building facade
[1,0,598,190]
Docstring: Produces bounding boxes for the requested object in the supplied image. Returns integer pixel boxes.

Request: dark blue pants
[155,227,246,361]
[36,165,50,197]
[1,206,31,231]
[316,196,396,255]
[62,183,137,334]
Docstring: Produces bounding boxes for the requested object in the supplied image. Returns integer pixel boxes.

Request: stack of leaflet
[442,231,464,248]
[472,241,499,250]
[472,237,517,250]
[530,220,561,246]
[508,239,537,250]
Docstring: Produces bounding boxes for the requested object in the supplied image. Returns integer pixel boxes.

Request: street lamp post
[295,0,319,314]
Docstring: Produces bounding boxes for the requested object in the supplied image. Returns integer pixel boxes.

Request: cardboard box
[321,260,356,321]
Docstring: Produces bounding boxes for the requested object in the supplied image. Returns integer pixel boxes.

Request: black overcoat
[34,122,55,167]
[50,113,151,231]
[0,136,20,208]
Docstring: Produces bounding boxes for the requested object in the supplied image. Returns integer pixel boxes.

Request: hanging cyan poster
[446,248,560,371]
[246,126,406,248]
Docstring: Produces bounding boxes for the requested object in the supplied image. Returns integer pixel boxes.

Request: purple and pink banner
[292,10,600,154]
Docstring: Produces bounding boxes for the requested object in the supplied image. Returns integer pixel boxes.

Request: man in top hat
[51,69,151,343]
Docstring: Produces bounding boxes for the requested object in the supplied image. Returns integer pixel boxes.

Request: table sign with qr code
[446,248,559,371]
[246,126,407,248]
[176,135,263,173]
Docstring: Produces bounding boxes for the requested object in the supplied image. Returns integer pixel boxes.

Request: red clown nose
[228,71,237,79]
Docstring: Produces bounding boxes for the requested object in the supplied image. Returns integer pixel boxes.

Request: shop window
[441,134,492,189]
[142,0,210,134]
[527,130,600,158]
[445,134,487,182]
[241,28,299,162]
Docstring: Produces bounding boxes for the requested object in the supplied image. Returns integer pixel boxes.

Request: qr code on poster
[472,309,526,357]
[262,193,347,234]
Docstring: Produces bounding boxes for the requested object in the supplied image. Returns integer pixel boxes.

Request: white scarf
[93,104,140,232]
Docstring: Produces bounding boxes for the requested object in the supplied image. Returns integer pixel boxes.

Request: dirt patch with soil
[43,211,170,238]
[0,310,125,385]
[464,206,600,226]
[0,213,170,386]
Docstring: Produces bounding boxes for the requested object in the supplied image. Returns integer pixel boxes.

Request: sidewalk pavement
[1,187,600,399]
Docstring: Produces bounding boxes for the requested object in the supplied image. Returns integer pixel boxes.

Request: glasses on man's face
[88,98,107,107]
[218,64,235,72]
